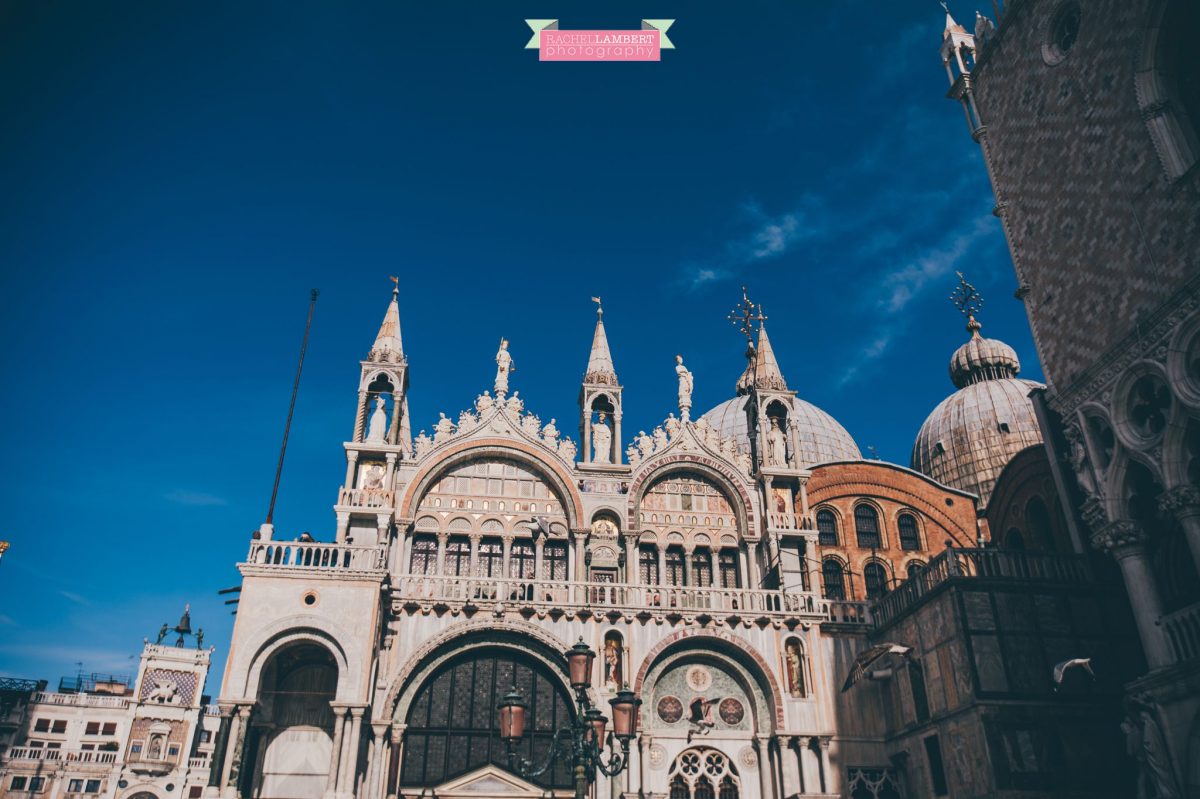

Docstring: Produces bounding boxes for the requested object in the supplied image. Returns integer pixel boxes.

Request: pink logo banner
[540,29,660,61]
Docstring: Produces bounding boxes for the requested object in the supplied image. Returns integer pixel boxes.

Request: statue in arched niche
[784,638,805,697]
[366,395,388,442]
[593,412,612,464]
[766,417,788,466]
[604,636,622,689]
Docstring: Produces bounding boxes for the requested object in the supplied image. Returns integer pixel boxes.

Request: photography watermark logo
[525,19,675,61]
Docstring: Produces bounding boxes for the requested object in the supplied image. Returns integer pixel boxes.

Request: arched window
[822,559,846,600]
[477,538,503,577]
[906,561,927,580]
[639,545,660,584]
[897,513,920,551]
[666,547,686,586]
[1004,528,1025,550]
[668,749,740,799]
[445,537,470,576]
[410,535,438,574]
[717,549,741,588]
[400,648,574,789]
[509,540,535,579]
[692,549,713,588]
[816,510,839,546]
[854,505,881,548]
[543,542,568,581]
[1026,497,1053,550]
[864,561,889,599]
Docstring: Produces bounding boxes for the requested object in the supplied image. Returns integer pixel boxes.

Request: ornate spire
[947,272,1019,387]
[753,319,789,391]
[368,277,404,362]
[941,0,968,38]
[583,296,618,385]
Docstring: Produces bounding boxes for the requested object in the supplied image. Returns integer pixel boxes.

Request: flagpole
[265,289,319,527]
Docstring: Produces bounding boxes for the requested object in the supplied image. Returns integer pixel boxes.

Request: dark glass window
[1026,497,1053,550]
[924,735,949,796]
[897,514,920,551]
[816,510,838,546]
[718,549,740,589]
[410,535,438,575]
[543,542,568,581]
[445,537,470,576]
[510,541,535,579]
[670,775,689,799]
[909,659,930,723]
[692,549,713,588]
[639,546,659,584]
[1005,528,1026,550]
[864,562,889,599]
[1052,4,1080,53]
[854,505,881,548]
[400,649,573,789]
[478,538,503,577]
[666,547,686,586]
[694,777,714,799]
[906,561,927,580]
[822,559,845,600]
[719,776,738,799]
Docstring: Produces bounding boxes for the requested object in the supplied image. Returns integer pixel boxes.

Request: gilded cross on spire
[950,271,984,334]
[728,286,767,342]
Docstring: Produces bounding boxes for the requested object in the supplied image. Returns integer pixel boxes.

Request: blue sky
[0,1,1036,690]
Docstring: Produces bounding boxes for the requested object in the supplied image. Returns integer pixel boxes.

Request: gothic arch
[633,631,785,727]
[1159,410,1200,490]
[399,440,586,530]
[628,457,755,537]
[1135,0,1200,181]
[379,619,572,724]
[229,615,358,703]
[1104,445,1167,522]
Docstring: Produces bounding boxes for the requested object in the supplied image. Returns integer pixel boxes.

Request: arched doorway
[254,643,339,799]
[398,647,576,791]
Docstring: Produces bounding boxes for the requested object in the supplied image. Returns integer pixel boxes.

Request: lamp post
[497,638,642,799]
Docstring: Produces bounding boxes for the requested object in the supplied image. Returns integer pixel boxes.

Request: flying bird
[1052,657,1094,690]
[841,643,912,692]
[525,516,551,540]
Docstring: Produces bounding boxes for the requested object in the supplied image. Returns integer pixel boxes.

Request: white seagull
[841,643,912,692]
[1052,657,1095,690]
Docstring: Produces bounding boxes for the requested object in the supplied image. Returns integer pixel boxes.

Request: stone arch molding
[399,440,587,530]
[628,456,756,537]
[226,614,361,704]
[633,630,785,728]
[1134,0,1200,181]
[379,618,572,724]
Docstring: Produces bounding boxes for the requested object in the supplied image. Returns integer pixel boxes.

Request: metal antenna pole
[266,289,319,525]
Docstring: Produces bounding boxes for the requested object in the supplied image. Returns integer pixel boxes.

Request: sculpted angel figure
[475,390,495,414]
[414,431,432,457]
[542,418,559,446]
[592,412,613,463]
[675,355,694,414]
[558,437,577,462]
[433,413,456,444]
[665,412,681,440]
[458,410,477,434]
[495,338,515,395]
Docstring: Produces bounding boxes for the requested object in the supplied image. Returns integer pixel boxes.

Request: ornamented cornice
[1048,277,1200,416]
[1158,485,1200,518]
[1089,520,1148,553]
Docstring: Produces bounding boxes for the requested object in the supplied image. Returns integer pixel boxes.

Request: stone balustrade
[871,547,1094,630]
[826,600,872,625]
[337,487,395,509]
[245,541,385,572]
[767,511,801,531]
[1162,599,1200,664]
[31,691,128,709]
[5,748,119,763]
[392,574,829,620]
[188,756,210,769]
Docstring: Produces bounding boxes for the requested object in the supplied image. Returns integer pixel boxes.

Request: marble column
[436,534,448,576]
[613,412,623,465]
[387,725,407,799]
[754,735,774,799]
[367,722,391,799]
[206,706,234,794]
[1158,485,1200,578]
[469,534,481,576]
[813,737,831,795]
[1091,520,1172,668]
[535,538,545,580]
[326,705,348,798]
[354,390,369,442]
[789,737,806,795]
[339,707,365,795]
[344,450,360,490]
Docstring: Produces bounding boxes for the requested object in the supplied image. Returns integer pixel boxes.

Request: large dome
[911,314,1043,506]
[699,395,862,466]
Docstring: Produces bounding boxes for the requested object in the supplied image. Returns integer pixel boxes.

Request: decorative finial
[950,271,984,336]
[940,0,950,14]
[591,296,603,317]
[728,286,760,342]
[388,275,399,296]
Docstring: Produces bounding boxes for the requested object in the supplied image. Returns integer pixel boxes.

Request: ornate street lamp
[497,638,642,799]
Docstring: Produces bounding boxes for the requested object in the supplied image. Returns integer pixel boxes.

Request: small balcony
[243,541,385,573]
[392,574,830,622]
[336,487,395,509]
[1162,600,1200,664]
[4,748,118,764]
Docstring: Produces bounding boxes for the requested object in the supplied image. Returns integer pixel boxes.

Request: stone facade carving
[494,338,514,395]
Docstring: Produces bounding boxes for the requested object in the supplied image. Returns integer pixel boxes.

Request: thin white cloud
[59,591,92,607]
[882,214,994,313]
[751,214,801,259]
[165,489,227,507]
